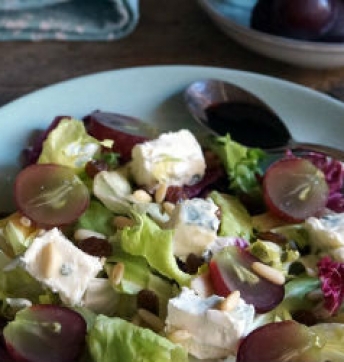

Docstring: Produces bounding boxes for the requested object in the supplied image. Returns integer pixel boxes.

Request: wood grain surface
[1,0,344,106]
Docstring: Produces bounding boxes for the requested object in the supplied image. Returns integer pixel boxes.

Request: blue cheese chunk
[130,129,206,187]
[167,198,220,259]
[305,213,344,258]
[21,228,103,306]
[165,288,254,360]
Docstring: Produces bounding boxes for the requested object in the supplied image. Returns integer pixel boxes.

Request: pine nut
[113,216,136,229]
[155,183,168,203]
[167,329,191,344]
[137,308,165,333]
[20,216,31,227]
[162,201,175,215]
[110,262,125,286]
[131,313,142,326]
[40,242,61,279]
[37,229,46,237]
[74,229,106,241]
[251,261,285,285]
[217,290,241,312]
[131,189,152,203]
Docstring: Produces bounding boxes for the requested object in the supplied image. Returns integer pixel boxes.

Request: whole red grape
[251,0,343,42]
[271,0,339,40]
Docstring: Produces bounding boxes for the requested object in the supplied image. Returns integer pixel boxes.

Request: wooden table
[1,0,344,107]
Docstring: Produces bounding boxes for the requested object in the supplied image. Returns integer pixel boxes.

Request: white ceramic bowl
[198,0,344,69]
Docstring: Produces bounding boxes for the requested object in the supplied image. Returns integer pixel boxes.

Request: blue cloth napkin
[0,0,139,40]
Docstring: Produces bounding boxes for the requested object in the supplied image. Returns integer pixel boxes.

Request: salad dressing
[205,102,289,148]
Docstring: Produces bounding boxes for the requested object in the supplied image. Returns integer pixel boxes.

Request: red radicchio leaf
[165,165,226,203]
[286,150,344,212]
[305,153,344,212]
[317,256,344,315]
[234,237,249,249]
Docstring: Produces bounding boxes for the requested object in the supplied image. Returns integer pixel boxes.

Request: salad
[0,109,344,362]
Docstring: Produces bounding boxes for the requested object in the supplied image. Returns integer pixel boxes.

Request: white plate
[1,64,344,212]
[198,0,344,69]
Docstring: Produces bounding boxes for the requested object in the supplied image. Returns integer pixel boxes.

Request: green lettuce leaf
[272,224,310,251]
[209,134,265,195]
[249,240,300,274]
[310,323,344,362]
[282,277,320,312]
[38,118,109,172]
[82,278,119,317]
[0,266,58,318]
[0,213,39,257]
[120,213,191,286]
[210,191,252,239]
[107,243,174,318]
[93,169,133,215]
[87,315,188,362]
[93,170,169,223]
[76,200,115,237]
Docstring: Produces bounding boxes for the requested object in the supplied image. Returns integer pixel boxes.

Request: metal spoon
[184,79,344,160]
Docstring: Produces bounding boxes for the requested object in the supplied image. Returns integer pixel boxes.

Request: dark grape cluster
[251,0,344,42]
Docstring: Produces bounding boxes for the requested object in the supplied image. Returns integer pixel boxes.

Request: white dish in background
[198,0,344,69]
[0,65,344,213]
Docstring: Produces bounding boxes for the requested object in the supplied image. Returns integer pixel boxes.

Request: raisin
[185,253,205,274]
[77,237,112,257]
[85,159,109,178]
[165,186,188,204]
[137,289,159,316]
[256,231,287,245]
[292,310,318,326]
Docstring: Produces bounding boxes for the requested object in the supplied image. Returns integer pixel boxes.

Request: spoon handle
[268,142,344,162]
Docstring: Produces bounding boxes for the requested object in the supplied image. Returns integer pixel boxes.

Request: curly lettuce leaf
[76,200,115,237]
[107,243,173,319]
[38,118,111,172]
[119,213,191,286]
[209,134,265,195]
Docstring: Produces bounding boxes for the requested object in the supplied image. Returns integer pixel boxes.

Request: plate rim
[1,64,343,114]
[1,64,344,213]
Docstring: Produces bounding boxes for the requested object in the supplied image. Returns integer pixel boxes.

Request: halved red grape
[84,111,152,163]
[14,164,90,228]
[209,246,284,313]
[263,157,329,222]
[237,320,322,362]
[3,305,86,362]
